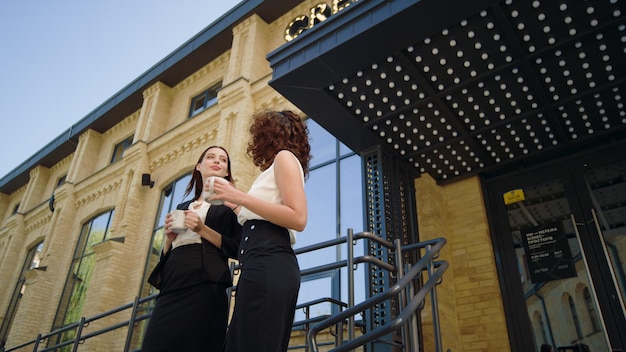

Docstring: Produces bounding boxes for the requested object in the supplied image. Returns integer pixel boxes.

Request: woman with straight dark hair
[142,146,242,352]
[210,110,311,352]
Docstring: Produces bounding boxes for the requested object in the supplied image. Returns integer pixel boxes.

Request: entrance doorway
[485,144,626,352]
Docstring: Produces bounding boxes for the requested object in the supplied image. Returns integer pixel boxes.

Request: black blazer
[148,200,243,289]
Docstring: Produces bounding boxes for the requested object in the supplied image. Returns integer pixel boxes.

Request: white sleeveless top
[237,151,304,245]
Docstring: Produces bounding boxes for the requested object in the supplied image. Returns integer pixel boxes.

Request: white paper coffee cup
[169,210,186,233]
[203,176,225,205]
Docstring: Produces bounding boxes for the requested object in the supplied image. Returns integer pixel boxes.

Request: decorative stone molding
[74,178,123,208]
[174,53,230,92]
[103,111,140,137]
[148,131,215,171]
[23,212,52,235]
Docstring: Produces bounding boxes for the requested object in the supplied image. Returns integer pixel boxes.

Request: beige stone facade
[0,1,513,351]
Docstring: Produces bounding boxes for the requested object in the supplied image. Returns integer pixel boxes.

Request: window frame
[110,135,134,164]
[188,82,222,118]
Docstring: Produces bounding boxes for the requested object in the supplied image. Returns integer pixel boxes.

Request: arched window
[568,294,583,339]
[0,241,43,348]
[583,287,601,333]
[51,210,115,344]
[139,173,192,298]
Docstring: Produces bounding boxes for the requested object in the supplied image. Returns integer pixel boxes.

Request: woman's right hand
[163,213,178,254]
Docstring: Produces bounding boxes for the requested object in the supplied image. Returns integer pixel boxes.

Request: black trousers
[224,220,300,352]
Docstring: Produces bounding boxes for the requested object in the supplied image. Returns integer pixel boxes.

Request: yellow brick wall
[416,174,510,352]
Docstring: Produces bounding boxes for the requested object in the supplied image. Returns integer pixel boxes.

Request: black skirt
[142,244,228,352]
[224,220,300,352]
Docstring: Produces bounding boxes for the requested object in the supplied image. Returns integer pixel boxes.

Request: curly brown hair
[247,110,311,177]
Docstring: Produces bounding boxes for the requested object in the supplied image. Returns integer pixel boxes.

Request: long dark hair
[184,145,233,200]
[247,110,311,177]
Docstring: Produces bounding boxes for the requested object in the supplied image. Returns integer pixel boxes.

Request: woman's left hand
[186,211,205,233]
[212,179,245,206]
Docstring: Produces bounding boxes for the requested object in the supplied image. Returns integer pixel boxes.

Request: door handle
[590,209,626,314]
[570,213,614,350]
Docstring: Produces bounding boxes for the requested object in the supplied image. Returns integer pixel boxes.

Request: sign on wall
[521,222,577,283]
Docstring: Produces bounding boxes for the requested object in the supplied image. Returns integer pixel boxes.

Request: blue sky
[0,0,240,179]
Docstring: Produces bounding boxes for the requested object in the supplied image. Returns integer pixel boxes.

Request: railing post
[427,244,443,352]
[346,228,355,346]
[31,334,42,352]
[393,239,409,350]
[123,296,141,352]
[72,317,86,352]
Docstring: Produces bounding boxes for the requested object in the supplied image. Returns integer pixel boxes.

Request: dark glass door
[485,146,626,352]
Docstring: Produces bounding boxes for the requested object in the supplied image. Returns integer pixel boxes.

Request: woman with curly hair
[209,110,311,352]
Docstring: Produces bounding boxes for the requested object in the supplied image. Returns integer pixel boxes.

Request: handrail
[2,293,158,352]
[2,231,447,352]
[307,237,448,352]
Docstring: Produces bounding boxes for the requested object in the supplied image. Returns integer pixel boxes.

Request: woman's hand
[211,179,245,206]
[185,210,205,233]
[163,213,178,254]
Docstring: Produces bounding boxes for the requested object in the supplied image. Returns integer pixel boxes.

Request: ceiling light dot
[346,101,353,107]
[457,50,464,58]
[543,26,551,33]
[415,56,422,63]
[365,79,372,86]
[475,42,482,50]
[517,23,525,30]
[450,39,457,47]
[389,82,395,88]
[432,48,439,55]
[364,116,370,122]
[342,78,349,83]
[380,72,387,79]
[404,74,411,81]
[360,95,367,101]
[591,19,598,26]
[395,65,402,72]
[338,93,344,99]
[424,37,431,45]
[468,30,475,38]
[411,84,418,90]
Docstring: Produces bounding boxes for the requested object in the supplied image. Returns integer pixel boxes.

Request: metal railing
[306,234,448,352]
[2,229,447,352]
[2,293,157,352]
